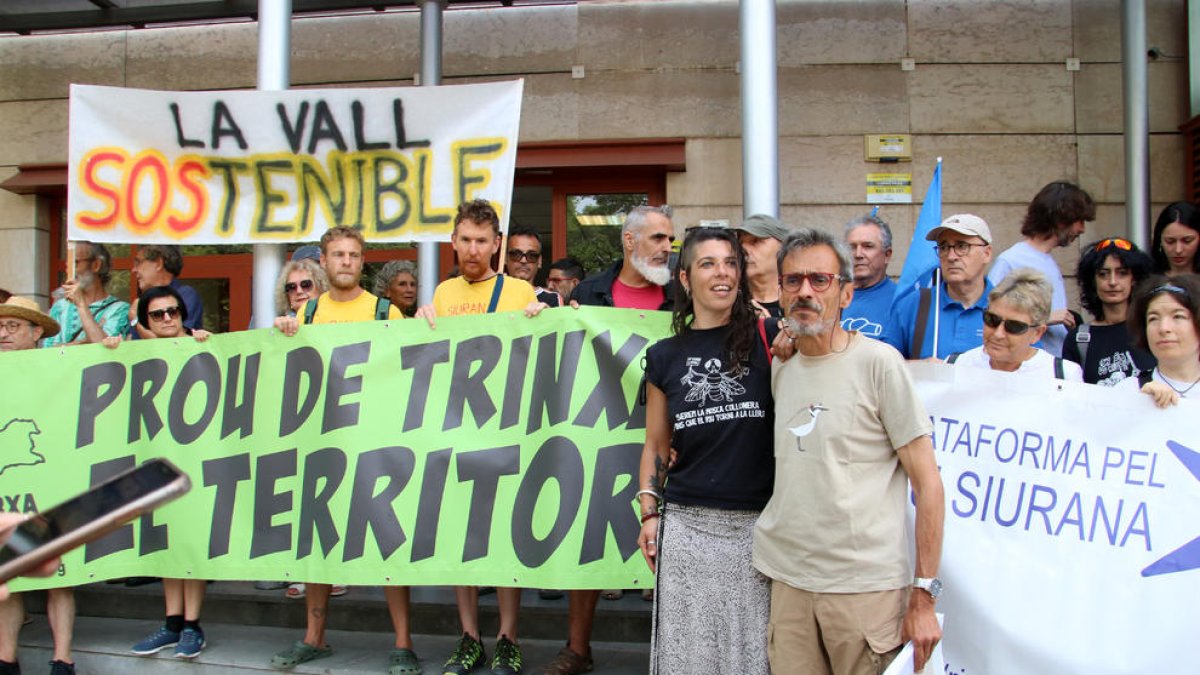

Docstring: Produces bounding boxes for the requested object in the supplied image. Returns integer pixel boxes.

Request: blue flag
[897,160,943,292]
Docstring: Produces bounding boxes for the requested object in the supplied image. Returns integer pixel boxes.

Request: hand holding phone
[0,459,191,590]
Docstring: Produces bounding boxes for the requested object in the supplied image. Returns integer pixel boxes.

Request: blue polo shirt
[882,279,993,359]
[841,277,897,339]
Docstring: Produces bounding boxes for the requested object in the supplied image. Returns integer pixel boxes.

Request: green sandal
[388,647,421,675]
[270,641,333,670]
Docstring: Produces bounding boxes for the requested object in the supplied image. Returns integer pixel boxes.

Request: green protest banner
[0,306,669,592]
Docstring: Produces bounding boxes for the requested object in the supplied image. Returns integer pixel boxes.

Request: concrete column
[739,0,779,219]
[1122,0,1150,248]
[417,0,447,305]
[251,0,291,328]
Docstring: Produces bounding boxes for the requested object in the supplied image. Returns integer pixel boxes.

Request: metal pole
[739,0,779,218]
[1190,0,1200,116]
[1121,0,1150,249]
[252,0,291,328]
[417,0,447,305]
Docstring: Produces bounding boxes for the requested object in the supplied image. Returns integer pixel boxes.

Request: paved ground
[18,614,650,674]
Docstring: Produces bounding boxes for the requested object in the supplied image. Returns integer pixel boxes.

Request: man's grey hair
[843,214,893,250]
[622,205,674,237]
[80,241,113,285]
[777,227,853,281]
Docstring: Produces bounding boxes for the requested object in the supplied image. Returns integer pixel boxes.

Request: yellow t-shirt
[432,274,537,316]
[305,290,403,324]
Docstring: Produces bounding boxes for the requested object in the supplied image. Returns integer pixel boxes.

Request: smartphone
[0,458,191,585]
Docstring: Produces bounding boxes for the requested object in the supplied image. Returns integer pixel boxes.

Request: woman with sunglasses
[1063,238,1156,385]
[1149,202,1200,276]
[101,285,212,658]
[946,269,1083,380]
[1117,274,1200,407]
[274,258,330,317]
[636,227,774,675]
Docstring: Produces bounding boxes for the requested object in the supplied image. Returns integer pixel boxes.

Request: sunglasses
[982,311,1036,335]
[781,272,843,293]
[1095,238,1133,252]
[507,249,541,263]
[148,306,181,322]
[284,279,315,294]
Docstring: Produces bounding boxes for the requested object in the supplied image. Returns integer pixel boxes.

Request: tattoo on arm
[652,454,667,489]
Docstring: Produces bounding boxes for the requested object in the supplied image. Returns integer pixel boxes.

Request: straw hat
[0,296,60,337]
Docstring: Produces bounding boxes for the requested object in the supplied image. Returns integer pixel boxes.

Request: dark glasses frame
[284,279,315,294]
[982,310,1037,335]
[147,306,182,322]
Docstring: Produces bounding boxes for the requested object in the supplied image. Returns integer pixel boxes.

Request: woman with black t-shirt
[1063,238,1156,385]
[636,227,775,675]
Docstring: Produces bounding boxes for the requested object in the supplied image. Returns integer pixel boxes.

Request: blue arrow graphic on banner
[1141,441,1200,577]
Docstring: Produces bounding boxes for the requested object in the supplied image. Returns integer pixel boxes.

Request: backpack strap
[1075,323,1091,366]
[911,287,933,358]
[375,297,392,321]
[1053,357,1065,380]
[946,352,961,364]
[757,317,773,364]
[302,298,318,325]
[486,275,506,314]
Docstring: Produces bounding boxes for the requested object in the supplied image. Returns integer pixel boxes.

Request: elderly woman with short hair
[274,258,329,317]
[947,268,1083,380]
[373,260,419,318]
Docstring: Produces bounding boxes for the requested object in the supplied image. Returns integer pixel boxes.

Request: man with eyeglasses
[0,297,79,675]
[129,244,204,338]
[988,181,1096,357]
[753,228,944,675]
[504,224,561,307]
[546,258,585,301]
[883,214,995,359]
[43,241,130,348]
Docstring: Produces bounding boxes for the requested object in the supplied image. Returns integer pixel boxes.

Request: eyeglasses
[781,272,843,293]
[147,306,181,322]
[1095,238,1133,252]
[284,279,315,294]
[507,249,541,263]
[0,320,31,334]
[934,241,988,257]
[982,311,1036,335]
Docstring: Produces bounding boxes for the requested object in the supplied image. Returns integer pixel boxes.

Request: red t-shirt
[611,278,665,310]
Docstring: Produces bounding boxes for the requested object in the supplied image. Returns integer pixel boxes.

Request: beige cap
[926,213,992,244]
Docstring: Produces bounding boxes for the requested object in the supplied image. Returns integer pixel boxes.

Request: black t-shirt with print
[645,322,775,511]
[1062,322,1156,386]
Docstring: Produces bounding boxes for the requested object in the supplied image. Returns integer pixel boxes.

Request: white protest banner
[910,362,1200,674]
[67,81,523,244]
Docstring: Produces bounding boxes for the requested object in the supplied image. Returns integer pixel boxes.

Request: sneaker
[540,647,593,675]
[442,633,486,675]
[491,635,522,675]
[131,625,181,655]
[48,661,75,675]
[174,627,206,659]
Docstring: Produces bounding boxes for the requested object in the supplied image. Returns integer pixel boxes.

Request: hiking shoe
[131,625,181,654]
[174,627,206,659]
[540,647,593,675]
[49,661,75,675]
[442,633,486,675]
[491,635,523,675]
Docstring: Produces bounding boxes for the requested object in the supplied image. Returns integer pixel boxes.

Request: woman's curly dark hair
[1076,238,1153,320]
[670,227,757,371]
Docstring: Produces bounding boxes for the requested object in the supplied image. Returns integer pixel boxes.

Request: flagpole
[932,266,941,358]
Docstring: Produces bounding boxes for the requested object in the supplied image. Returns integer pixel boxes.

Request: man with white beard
[42,241,130,347]
[569,205,676,310]
[544,205,674,675]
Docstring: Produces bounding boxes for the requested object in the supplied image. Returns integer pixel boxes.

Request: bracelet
[634,488,663,503]
[640,511,661,524]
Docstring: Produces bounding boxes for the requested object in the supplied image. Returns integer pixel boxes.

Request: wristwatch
[913,576,942,599]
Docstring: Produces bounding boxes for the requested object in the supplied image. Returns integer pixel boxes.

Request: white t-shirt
[988,241,1070,357]
[1115,368,1195,399]
[949,345,1083,381]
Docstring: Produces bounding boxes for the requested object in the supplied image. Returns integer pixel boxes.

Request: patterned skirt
[649,502,771,675]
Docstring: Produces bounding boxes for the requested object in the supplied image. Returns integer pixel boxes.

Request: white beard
[631,252,671,286]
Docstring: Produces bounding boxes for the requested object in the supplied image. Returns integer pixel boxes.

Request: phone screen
[0,461,182,564]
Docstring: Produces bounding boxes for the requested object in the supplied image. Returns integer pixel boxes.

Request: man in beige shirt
[753,228,945,675]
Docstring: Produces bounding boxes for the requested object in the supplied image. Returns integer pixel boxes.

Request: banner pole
[251,0,292,329]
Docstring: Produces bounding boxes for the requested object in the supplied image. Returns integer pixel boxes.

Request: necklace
[1156,368,1200,396]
